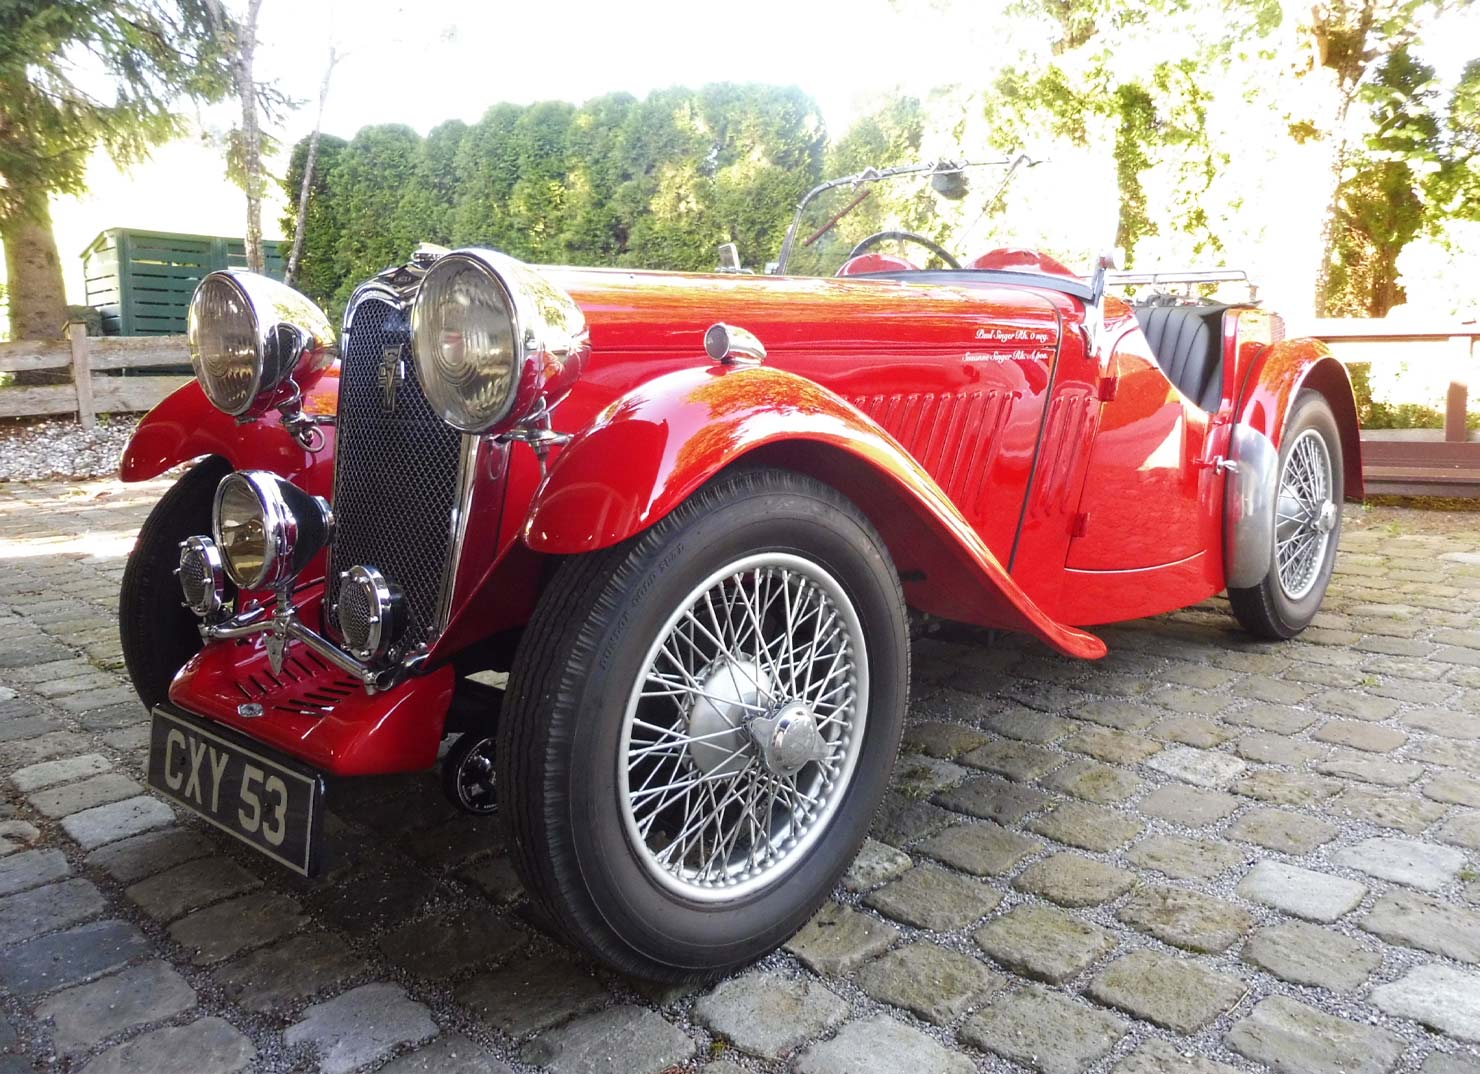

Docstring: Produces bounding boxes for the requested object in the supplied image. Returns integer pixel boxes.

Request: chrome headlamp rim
[408,248,590,436]
[187,273,260,417]
[187,270,337,419]
[212,470,298,591]
[410,252,524,435]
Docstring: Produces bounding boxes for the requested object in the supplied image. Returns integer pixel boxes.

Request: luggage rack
[1108,269,1258,305]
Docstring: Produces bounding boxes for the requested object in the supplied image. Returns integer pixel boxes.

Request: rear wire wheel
[497,467,908,980]
[1229,390,1343,638]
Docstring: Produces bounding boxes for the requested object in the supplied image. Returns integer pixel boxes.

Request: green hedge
[280,84,832,321]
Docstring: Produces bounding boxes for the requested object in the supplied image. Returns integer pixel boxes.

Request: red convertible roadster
[119,156,1360,980]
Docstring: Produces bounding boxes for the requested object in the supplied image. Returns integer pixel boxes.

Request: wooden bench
[1297,319,1480,498]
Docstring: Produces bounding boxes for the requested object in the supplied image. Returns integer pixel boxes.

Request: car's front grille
[326,296,462,652]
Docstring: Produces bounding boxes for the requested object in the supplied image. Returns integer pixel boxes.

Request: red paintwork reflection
[1067,328,1209,571]
[168,590,454,775]
[968,249,1078,277]
[119,372,339,496]
[1237,340,1364,500]
[524,364,1106,660]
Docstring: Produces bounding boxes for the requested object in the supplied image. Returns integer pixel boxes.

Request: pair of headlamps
[186,249,589,438]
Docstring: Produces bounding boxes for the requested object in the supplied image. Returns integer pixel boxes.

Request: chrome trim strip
[434,432,482,638]
[1224,423,1280,588]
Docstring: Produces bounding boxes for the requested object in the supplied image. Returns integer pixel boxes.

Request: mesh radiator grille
[326,297,462,651]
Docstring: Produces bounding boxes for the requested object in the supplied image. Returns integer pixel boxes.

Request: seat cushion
[1134,304,1228,411]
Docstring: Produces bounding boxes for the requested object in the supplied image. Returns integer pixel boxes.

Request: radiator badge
[378,345,405,413]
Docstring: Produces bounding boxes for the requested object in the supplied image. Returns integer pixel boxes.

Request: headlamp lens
[188,275,261,415]
[213,475,271,589]
[411,257,519,432]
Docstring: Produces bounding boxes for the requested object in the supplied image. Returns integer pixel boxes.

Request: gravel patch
[0,416,138,482]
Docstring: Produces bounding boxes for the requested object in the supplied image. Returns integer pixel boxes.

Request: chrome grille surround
[325,282,467,657]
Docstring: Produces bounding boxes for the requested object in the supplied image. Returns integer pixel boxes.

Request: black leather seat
[1134,304,1228,412]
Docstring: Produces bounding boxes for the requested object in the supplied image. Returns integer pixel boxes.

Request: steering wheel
[846,230,961,270]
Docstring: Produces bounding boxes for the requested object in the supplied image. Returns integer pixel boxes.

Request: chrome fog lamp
[410,249,589,435]
[176,536,225,617]
[212,470,333,590]
[187,271,336,418]
[336,565,406,661]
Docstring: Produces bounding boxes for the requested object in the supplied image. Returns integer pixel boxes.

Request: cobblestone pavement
[2,472,1480,1074]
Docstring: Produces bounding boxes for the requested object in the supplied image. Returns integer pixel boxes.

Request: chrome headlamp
[410,250,589,435]
[212,471,333,590]
[187,271,336,418]
[177,536,225,617]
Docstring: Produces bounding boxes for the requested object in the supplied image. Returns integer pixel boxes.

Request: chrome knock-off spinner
[749,701,829,778]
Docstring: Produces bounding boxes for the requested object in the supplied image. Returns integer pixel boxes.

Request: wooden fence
[0,325,190,429]
[2,317,1477,495]
[1297,319,1480,497]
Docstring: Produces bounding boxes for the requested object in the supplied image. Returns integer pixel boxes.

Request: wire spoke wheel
[1274,428,1336,601]
[619,552,868,902]
[499,467,907,978]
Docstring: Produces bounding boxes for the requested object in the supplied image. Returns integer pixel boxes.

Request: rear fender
[524,365,1106,660]
[118,376,339,498]
[1235,339,1363,501]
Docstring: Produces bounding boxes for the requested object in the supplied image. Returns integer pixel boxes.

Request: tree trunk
[286,47,338,288]
[235,0,265,274]
[1,184,68,343]
[1311,92,1356,317]
[205,0,266,274]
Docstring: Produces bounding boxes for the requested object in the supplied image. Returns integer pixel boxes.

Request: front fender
[1236,339,1363,501]
[524,365,1105,660]
[119,374,339,498]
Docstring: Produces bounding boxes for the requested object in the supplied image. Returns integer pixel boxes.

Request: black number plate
[146,706,325,877]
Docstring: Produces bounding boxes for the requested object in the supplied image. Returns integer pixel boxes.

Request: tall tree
[1327,50,1480,314]
[203,0,289,274]
[451,103,524,250]
[279,133,347,307]
[559,93,637,263]
[985,0,1253,265]
[0,1,230,339]
[1302,0,1468,313]
[286,45,339,288]
[324,124,422,310]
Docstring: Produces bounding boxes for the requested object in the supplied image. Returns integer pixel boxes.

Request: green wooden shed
[83,228,286,336]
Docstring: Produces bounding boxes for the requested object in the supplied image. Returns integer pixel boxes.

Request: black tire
[120,457,231,708]
[497,467,909,981]
[1229,390,1343,639]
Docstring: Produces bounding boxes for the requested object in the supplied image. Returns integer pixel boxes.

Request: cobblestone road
[2,471,1479,1074]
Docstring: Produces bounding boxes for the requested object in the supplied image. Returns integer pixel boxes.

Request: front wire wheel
[620,553,867,902]
[1229,390,1344,638]
[498,467,908,981]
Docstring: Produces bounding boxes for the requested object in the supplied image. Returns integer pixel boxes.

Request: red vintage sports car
[119,156,1360,980]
